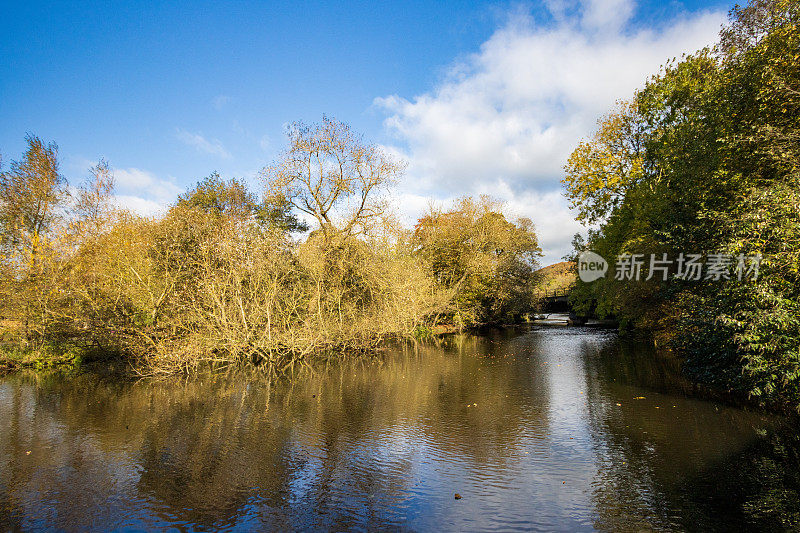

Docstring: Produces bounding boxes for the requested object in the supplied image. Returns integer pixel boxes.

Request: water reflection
[0,328,797,531]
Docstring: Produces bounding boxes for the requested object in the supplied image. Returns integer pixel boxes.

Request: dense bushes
[0,120,541,374]
[75,207,444,375]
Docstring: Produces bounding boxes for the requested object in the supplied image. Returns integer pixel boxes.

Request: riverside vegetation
[3,0,798,417]
[0,118,541,375]
[564,0,800,411]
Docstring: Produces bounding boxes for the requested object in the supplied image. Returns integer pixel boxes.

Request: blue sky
[1,0,733,263]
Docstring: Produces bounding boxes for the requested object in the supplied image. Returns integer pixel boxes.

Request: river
[1,327,798,531]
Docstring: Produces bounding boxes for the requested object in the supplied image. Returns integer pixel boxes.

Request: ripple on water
[0,328,795,531]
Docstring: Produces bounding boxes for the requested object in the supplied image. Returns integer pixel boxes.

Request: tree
[563,0,800,409]
[719,0,798,58]
[177,172,307,232]
[74,159,115,238]
[413,196,541,325]
[562,101,646,224]
[262,116,403,239]
[0,134,67,269]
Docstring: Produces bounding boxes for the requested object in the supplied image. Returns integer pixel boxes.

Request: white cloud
[112,167,183,216]
[580,0,636,33]
[376,1,726,264]
[113,195,166,217]
[392,186,584,264]
[175,128,231,158]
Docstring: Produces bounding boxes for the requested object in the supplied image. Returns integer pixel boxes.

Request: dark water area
[1,327,799,531]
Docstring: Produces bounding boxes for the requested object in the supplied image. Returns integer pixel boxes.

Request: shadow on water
[577,333,800,532]
[0,327,798,531]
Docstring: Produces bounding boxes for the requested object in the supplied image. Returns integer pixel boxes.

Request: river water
[1,327,798,531]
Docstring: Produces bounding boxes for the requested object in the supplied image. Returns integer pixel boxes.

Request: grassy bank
[0,342,85,374]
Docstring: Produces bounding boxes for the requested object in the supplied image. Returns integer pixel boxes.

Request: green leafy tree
[563,0,800,409]
[177,172,307,232]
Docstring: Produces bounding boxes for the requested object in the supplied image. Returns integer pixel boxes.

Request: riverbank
[5,315,798,419]
[0,344,82,374]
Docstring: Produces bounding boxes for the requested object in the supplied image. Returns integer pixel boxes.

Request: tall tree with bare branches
[262,116,404,239]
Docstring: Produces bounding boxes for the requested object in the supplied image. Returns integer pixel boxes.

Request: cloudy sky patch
[377,1,725,262]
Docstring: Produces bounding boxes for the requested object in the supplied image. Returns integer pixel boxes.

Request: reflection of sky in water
[0,328,794,531]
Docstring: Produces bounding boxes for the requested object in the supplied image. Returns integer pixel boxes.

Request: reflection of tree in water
[675,426,800,531]
[580,338,800,531]
[270,331,551,530]
[0,331,550,530]
[583,336,694,395]
[0,372,159,530]
[5,329,796,530]
[0,385,25,531]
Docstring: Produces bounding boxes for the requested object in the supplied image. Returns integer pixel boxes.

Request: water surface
[1,328,798,531]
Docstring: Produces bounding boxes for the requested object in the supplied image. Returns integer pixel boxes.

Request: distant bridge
[534,287,595,325]
[535,287,571,313]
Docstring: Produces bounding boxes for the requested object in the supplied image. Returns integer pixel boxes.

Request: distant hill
[535,261,576,294]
